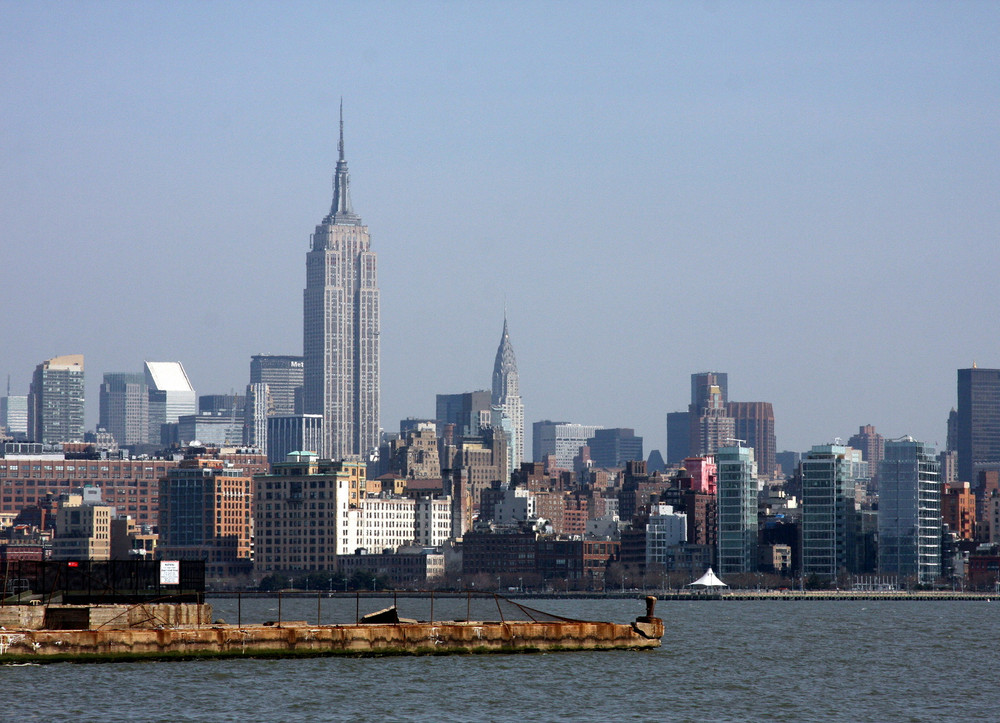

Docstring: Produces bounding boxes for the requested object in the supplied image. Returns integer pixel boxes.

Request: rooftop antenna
[338,97,345,161]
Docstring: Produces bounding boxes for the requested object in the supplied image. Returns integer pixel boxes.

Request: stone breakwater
[0,617,663,663]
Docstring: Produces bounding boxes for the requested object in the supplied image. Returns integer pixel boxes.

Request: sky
[2,2,999,457]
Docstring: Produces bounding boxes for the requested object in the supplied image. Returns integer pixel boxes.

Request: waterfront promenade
[208,588,999,603]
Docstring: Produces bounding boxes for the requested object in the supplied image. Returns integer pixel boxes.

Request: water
[3,597,997,722]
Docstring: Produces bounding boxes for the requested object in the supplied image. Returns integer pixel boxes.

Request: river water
[3,597,997,722]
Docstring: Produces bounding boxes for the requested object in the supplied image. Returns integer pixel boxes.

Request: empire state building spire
[304,102,380,460]
[326,100,361,225]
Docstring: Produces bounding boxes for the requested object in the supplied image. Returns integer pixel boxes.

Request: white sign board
[160,560,181,586]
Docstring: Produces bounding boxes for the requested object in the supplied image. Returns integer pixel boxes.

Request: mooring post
[238,591,242,629]
[356,591,360,624]
[317,591,322,626]
[430,590,434,624]
[278,591,282,628]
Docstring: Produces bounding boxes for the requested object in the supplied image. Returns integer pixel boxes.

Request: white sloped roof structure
[687,568,728,588]
[144,361,194,392]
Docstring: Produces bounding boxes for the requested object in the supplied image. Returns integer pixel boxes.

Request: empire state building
[303,106,379,459]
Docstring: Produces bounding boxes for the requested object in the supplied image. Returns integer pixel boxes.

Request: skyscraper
[144,361,196,444]
[303,105,379,460]
[690,384,734,457]
[1,381,28,439]
[801,444,866,582]
[249,355,303,416]
[436,391,492,439]
[847,424,885,485]
[99,372,148,446]
[726,402,776,479]
[878,438,941,584]
[691,372,728,414]
[587,428,643,468]
[491,317,523,475]
[532,420,602,469]
[28,354,85,444]
[956,367,1000,483]
[715,444,758,575]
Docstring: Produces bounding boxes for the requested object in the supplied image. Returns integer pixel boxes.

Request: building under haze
[302,107,379,460]
[28,354,85,445]
[727,402,776,479]
[533,421,602,469]
[99,372,148,447]
[956,366,1000,484]
[587,428,643,469]
[144,361,196,444]
[267,414,324,465]
[491,317,524,475]
[436,391,492,439]
[1,393,28,440]
[249,354,303,416]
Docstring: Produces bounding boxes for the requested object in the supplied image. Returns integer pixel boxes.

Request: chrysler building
[303,105,380,459]
[492,316,524,474]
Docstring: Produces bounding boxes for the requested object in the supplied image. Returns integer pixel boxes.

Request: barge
[0,596,663,664]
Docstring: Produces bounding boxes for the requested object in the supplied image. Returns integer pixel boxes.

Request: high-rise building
[198,394,245,417]
[690,384,734,457]
[801,444,866,582]
[303,107,379,460]
[727,401,776,478]
[491,317,524,475]
[691,372,728,415]
[243,382,273,449]
[956,367,1000,483]
[665,410,690,465]
[99,373,148,447]
[878,438,941,584]
[249,355,303,416]
[266,414,324,465]
[587,428,643,469]
[847,424,885,484]
[28,354,85,444]
[715,444,758,575]
[177,413,242,446]
[144,361,196,444]
[436,391,492,439]
[159,457,253,579]
[532,421,602,469]
[1,391,28,439]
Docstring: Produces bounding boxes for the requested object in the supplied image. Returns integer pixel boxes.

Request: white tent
[686,568,728,588]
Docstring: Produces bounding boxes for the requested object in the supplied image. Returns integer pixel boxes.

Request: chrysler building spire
[491,314,524,475]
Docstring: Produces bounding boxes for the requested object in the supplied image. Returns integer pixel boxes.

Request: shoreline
[205,590,999,602]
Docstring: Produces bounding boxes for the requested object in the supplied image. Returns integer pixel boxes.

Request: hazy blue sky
[2,2,998,456]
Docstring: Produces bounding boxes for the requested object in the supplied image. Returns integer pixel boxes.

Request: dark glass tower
[957,367,1000,483]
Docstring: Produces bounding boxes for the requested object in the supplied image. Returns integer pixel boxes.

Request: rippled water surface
[4,598,997,722]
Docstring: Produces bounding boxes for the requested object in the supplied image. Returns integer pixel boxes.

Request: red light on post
[67,561,79,567]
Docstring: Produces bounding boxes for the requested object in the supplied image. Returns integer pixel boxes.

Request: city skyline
[3,4,998,454]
